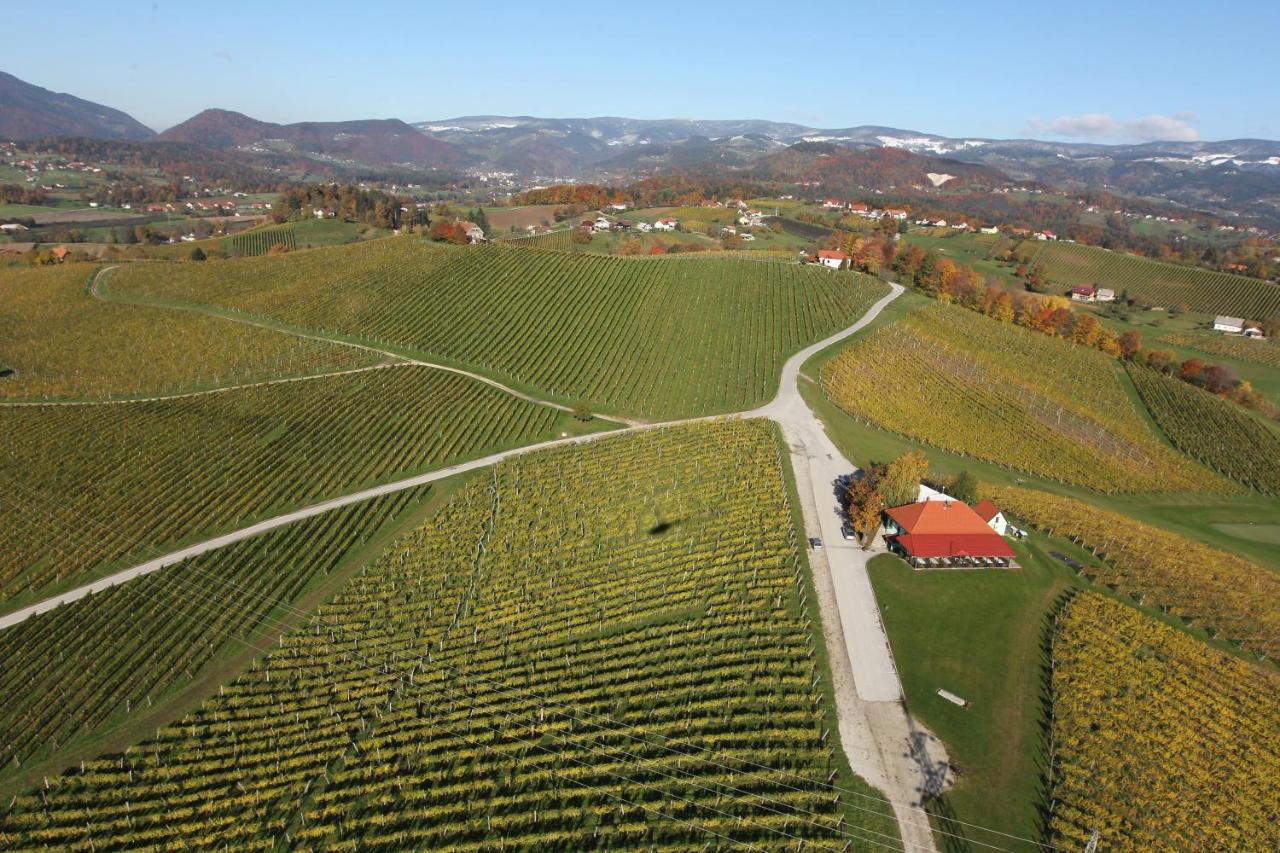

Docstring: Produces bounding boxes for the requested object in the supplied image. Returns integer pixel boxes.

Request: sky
[11,0,1280,142]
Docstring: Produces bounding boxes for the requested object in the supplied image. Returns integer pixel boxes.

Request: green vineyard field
[1047,593,1280,849]
[821,303,1224,493]
[1016,240,1280,318]
[226,225,296,257]
[0,365,566,605]
[0,420,899,850]
[108,238,888,419]
[0,265,373,400]
[986,485,1280,660]
[0,486,429,776]
[1128,363,1280,494]
[1158,330,1280,368]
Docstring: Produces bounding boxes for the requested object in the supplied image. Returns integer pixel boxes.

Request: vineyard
[107,238,888,418]
[985,485,1280,660]
[1127,363,1280,494]
[0,420,900,850]
[1158,330,1280,368]
[1047,593,1280,848]
[0,365,565,604]
[821,303,1225,493]
[496,228,577,251]
[0,264,374,400]
[0,486,428,776]
[1015,240,1280,318]
[226,224,296,256]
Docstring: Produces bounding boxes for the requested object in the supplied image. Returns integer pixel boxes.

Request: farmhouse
[1095,288,1116,303]
[653,218,678,231]
[817,249,849,269]
[593,217,611,231]
[885,208,908,220]
[460,222,485,243]
[634,221,652,233]
[972,499,1009,536]
[1213,315,1245,333]
[0,223,28,233]
[882,499,1016,569]
[822,198,845,209]
[979,226,999,235]
[1070,285,1097,302]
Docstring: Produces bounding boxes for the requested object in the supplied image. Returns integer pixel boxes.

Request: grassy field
[485,204,564,234]
[821,301,1225,493]
[0,365,601,607]
[0,264,375,401]
[0,420,899,850]
[1016,239,1280,318]
[107,238,889,419]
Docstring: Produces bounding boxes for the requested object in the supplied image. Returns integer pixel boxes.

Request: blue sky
[13,1,1280,141]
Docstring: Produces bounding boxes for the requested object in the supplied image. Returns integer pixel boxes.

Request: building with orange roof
[882,499,1015,569]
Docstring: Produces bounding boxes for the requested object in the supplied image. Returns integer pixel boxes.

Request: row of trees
[271,184,426,229]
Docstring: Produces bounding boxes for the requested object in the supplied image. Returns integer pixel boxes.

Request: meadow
[0,264,375,400]
[0,420,900,851]
[820,302,1224,493]
[1016,239,1280,318]
[107,238,888,419]
[0,365,575,606]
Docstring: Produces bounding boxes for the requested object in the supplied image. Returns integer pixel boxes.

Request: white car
[808,537,823,551]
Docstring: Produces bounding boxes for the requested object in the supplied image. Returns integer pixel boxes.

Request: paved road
[7,273,948,849]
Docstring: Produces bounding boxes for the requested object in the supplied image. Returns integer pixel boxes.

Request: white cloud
[1024,112,1200,142]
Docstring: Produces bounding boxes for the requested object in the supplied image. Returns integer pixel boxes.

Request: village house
[1095,288,1116,303]
[579,220,595,232]
[1214,315,1245,333]
[634,221,652,233]
[882,499,1016,570]
[593,217,611,231]
[1071,285,1097,303]
[1036,230,1058,241]
[653,217,678,232]
[720,225,736,236]
[461,222,485,243]
[972,499,1009,536]
[884,208,908,220]
[822,198,845,210]
[979,226,999,234]
[817,249,849,270]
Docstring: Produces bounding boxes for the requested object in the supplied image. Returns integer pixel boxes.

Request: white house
[462,222,485,243]
[594,217,611,231]
[979,226,999,235]
[973,499,1010,536]
[1096,288,1116,303]
[1244,327,1265,339]
[1214,315,1245,333]
[817,249,849,269]
[720,225,736,236]
[634,221,652,233]
[885,208,908,220]
[822,198,845,209]
[0,223,29,233]
[653,218,678,231]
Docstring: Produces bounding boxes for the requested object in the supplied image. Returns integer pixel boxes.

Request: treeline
[271,185,427,229]
[511,176,767,209]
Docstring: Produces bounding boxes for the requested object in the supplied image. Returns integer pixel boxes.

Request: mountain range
[3,70,1279,221]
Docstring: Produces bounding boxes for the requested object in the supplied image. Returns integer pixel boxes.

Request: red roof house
[1071,285,1097,302]
[883,500,1015,568]
[817,249,850,269]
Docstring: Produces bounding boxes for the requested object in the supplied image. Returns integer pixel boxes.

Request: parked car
[841,522,856,541]
[808,537,823,550]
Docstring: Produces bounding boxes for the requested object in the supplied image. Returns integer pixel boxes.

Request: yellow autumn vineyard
[986,485,1280,660]
[821,303,1226,494]
[1048,593,1280,849]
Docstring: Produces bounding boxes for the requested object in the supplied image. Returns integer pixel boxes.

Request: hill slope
[0,70,154,140]
[160,108,466,167]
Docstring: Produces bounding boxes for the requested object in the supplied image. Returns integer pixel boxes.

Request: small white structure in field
[653,218,678,231]
[817,249,849,269]
[593,217,611,231]
[1095,288,1116,302]
[1214,315,1245,333]
[937,688,969,708]
[634,221,652,233]
[979,226,999,234]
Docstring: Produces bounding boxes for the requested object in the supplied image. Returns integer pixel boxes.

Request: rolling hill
[0,70,154,141]
[159,108,467,168]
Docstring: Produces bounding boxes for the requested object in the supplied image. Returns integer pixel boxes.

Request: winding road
[4,271,947,850]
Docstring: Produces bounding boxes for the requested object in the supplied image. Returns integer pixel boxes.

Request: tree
[844,474,885,549]
[879,451,928,509]
[1200,363,1237,394]
[949,470,978,505]
[188,246,206,262]
[1261,315,1280,340]
[1118,330,1142,360]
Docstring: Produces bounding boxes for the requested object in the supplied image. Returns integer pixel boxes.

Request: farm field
[820,301,1225,493]
[107,238,888,419]
[0,486,429,782]
[1158,329,1280,368]
[1015,239,1280,318]
[0,365,580,606]
[0,264,376,400]
[984,484,1280,660]
[484,204,563,233]
[226,223,295,256]
[1046,593,1280,849]
[0,420,900,850]
[1128,363,1280,494]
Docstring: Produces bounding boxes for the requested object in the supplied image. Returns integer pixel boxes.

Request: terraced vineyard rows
[0,486,428,775]
[1128,363,1280,494]
[108,239,887,418]
[227,224,296,256]
[0,365,564,604]
[821,303,1225,493]
[0,420,899,850]
[986,485,1280,659]
[497,228,576,251]
[1158,330,1280,368]
[0,265,373,400]
[1016,240,1280,318]
[1047,593,1280,849]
